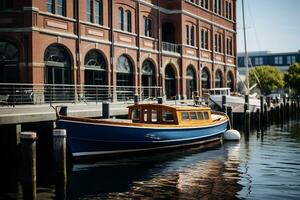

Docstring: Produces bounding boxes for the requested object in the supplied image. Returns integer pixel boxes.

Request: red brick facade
[0,0,237,100]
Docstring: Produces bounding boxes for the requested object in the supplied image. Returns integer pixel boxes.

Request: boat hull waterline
[58,119,228,158]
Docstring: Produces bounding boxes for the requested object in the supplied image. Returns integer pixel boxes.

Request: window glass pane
[151,110,157,122]
[190,112,197,120]
[203,112,209,120]
[125,10,131,32]
[143,16,147,36]
[95,0,102,25]
[143,109,148,122]
[57,0,65,16]
[46,0,54,13]
[87,0,93,22]
[162,110,174,122]
[118,7,123,30]
[197,112,204,120]
[132,109,140,121]
[181,112,189,121]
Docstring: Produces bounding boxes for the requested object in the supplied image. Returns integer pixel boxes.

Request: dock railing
[0,83,162,106]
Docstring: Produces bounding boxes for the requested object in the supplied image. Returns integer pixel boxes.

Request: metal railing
[0,83,162,106]
[162,42,181,54]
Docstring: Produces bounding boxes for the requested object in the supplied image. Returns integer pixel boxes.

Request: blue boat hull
[58,120,228,158]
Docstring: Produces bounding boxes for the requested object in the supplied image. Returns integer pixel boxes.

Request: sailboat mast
[242,0,249,95]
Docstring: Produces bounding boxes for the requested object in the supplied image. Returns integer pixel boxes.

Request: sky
[236,0,300,53]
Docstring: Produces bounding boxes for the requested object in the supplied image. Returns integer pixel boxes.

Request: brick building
[0,0,237,103]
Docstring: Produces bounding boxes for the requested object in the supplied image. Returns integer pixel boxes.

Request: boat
[56,104,229,159]
[207,87,261,113]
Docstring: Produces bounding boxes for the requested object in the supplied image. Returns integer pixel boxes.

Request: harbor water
[1,120,300,199]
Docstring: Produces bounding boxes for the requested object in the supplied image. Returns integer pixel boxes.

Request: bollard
[102,101,110,119]
[134,95,139,105]
[59,106,68,116]
[20,132,37,200]
[53,129,67,200]
[222,95,227,112]
[227,106,233,128]
[157,97,163,104]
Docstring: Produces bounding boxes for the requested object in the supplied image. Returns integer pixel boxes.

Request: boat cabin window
[203,112,209,120]
[162,110,174,122]
[190,112,197,120]
[151,109,158,122]
[197,112,204,120]
[132,109,140,121]
[181,112,189,121]
[143,109,148,122]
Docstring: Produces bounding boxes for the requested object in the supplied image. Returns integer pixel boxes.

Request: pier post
[157,97,163,104]
[256,108,261,133]
[244,110,250,133]
[260,96,264,122]
[222,95,227,112]
[59,106,68,116]
[286,98,290,121]
[266,96,271,107]
[270,107,274,124]
[264,104,268,125]
[20,132,37,200]
[227,106,233,128]
[102,101,110,119]
[280,103,284,125]
[134,94,139,105]
[53,129,67,200]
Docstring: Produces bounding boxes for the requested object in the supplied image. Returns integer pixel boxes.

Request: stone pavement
[0,100,195,125]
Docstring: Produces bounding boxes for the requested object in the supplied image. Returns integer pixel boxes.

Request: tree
[284,63,300,95]
[248,66,284,95]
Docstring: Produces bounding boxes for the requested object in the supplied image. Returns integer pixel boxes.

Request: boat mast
[242,0,249,95]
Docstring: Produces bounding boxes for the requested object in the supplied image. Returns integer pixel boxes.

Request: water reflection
[68,142,242,199]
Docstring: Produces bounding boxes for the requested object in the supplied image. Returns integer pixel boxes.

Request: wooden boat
[57,104,229,159]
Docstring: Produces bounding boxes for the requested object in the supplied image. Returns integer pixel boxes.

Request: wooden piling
[102,101,110,119]
[244,110,250,133]
[20,132,37,200]
[222,95,227,112]
[256,108,261,133]
[53,129,67,200]
[280,103,284,125]
[264,104,268,125]
[227,106,233,128]
[260,96,264,121]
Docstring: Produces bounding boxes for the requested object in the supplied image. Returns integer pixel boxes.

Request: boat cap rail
[127,103,211,111]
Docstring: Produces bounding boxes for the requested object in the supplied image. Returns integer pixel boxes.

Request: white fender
[224,129,241,141]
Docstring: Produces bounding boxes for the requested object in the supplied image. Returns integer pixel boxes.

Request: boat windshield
[209,88,230,96]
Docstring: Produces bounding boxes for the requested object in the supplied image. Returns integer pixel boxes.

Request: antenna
[242,0,249,95]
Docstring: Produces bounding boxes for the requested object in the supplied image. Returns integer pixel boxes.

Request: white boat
[207,88,260,113]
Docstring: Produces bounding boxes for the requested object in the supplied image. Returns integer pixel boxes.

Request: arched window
[186,65,196,99]
[44,44,72,101]
[165,64,177,100]
[125,10,131,32]
[84,50,106,85]
[142,59,156,99]
[215,70,223,88]
[117,55,133,86]
[117,55,133,101]
[118,7,123,30]
[0,41,19,83]
[227,71,234,91]
[201,68,210,89]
